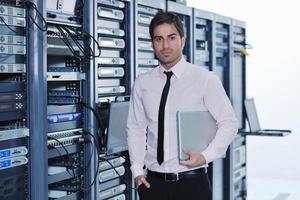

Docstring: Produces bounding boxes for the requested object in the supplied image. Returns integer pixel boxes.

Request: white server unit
[134,0,165,76]
[167,1,193,63]
[213,14,231,88]
[96,0,133,103]
[97,155,129,200]
[226,135,247,200]
[230,19,247,129]
[192,8,214,71]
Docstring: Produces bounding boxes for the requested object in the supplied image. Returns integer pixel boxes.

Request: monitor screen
[244,98,261,132]
[106,101,130,155]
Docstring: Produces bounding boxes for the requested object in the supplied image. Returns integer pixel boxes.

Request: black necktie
[157,71,173,165]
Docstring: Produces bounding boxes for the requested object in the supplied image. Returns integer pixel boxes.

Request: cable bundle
[47,24,101,65]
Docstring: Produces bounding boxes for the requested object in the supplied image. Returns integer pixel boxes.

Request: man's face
[152,23,186,70]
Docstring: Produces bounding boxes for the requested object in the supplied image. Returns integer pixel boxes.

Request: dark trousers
[137,173,211,200]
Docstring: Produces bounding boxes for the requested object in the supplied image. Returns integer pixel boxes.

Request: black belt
[147,168,206,182]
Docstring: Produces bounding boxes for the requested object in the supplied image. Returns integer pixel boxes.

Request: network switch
[0,101,25,112]
[0,156,28,170]
[98,57,125,66]
[194,50,209,62]
[97,86,125,95]
[99,157,125,171]
[48,97,79,105]
[47,72,86,81]
[138,0,166,9]
[0,128,29,141]
[98,7,124,20]
[97,27,125,37]
[0,92,25,102]
[234,178,247,199]
[233,166,246,183]
[99,166,125,183]
[138,41,153,51]
[137,14,153,25]
[100,49,122,58]
[98,37,125,49]
[107,194,125,200]
[0,63,26,73]
[47,128,83,139]
[0,15,25,27]
[0,44,26,55]
[99,184,126,199]
[233,145,246,169]
[48,90,79,97]
[0,34,26,45]
[138,58,158,66]
[137,5,158,15]
[48,131,82,146]
[47,34,84,55]
[97,96,117,103]
[97,79,121,87]
[98,0,125,9]
[48,67,80,72]
[137,25,151,39]
[194,30,206,41]
[98,67,125,78]
[0,5,25,17]
[48,166,67,175]
[48,190,67,199]
[138,67,153,75]
[234,34,245,43]
[0,146,28,159]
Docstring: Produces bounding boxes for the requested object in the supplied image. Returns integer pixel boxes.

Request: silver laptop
[106,101,130,155]
[244,98,291,136]
[177,111,217,160]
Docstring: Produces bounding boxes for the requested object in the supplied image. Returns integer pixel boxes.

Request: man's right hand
[135,175,150,189]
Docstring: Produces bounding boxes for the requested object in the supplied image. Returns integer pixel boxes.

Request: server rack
[192,8,213,70]
[95,0,134,200]
[45,0,86,198]
[210,14,232,200]
[226,134,247,200]
[96,0,133,103]
[134,0,166,77]
[0,2,30,199]
[212,14,231,91]
[229,19,246,129]
[225,18,247,200]
[167,0,192,62]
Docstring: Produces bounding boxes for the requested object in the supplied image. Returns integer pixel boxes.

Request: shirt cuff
[130,163,145,179]
[201,148,215,164]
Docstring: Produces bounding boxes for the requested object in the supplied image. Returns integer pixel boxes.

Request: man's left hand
[179,149,206,168]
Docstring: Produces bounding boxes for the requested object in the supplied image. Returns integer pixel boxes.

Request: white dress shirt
[127,58,238,178]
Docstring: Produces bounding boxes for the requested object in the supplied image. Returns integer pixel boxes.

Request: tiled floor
[247,177,300,200]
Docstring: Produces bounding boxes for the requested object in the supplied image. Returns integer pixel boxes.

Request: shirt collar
[158,57,186,79]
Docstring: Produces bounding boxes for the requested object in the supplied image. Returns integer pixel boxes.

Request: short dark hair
[149,11,184,40]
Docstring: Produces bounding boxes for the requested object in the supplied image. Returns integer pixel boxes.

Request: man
[127,11,238,200]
